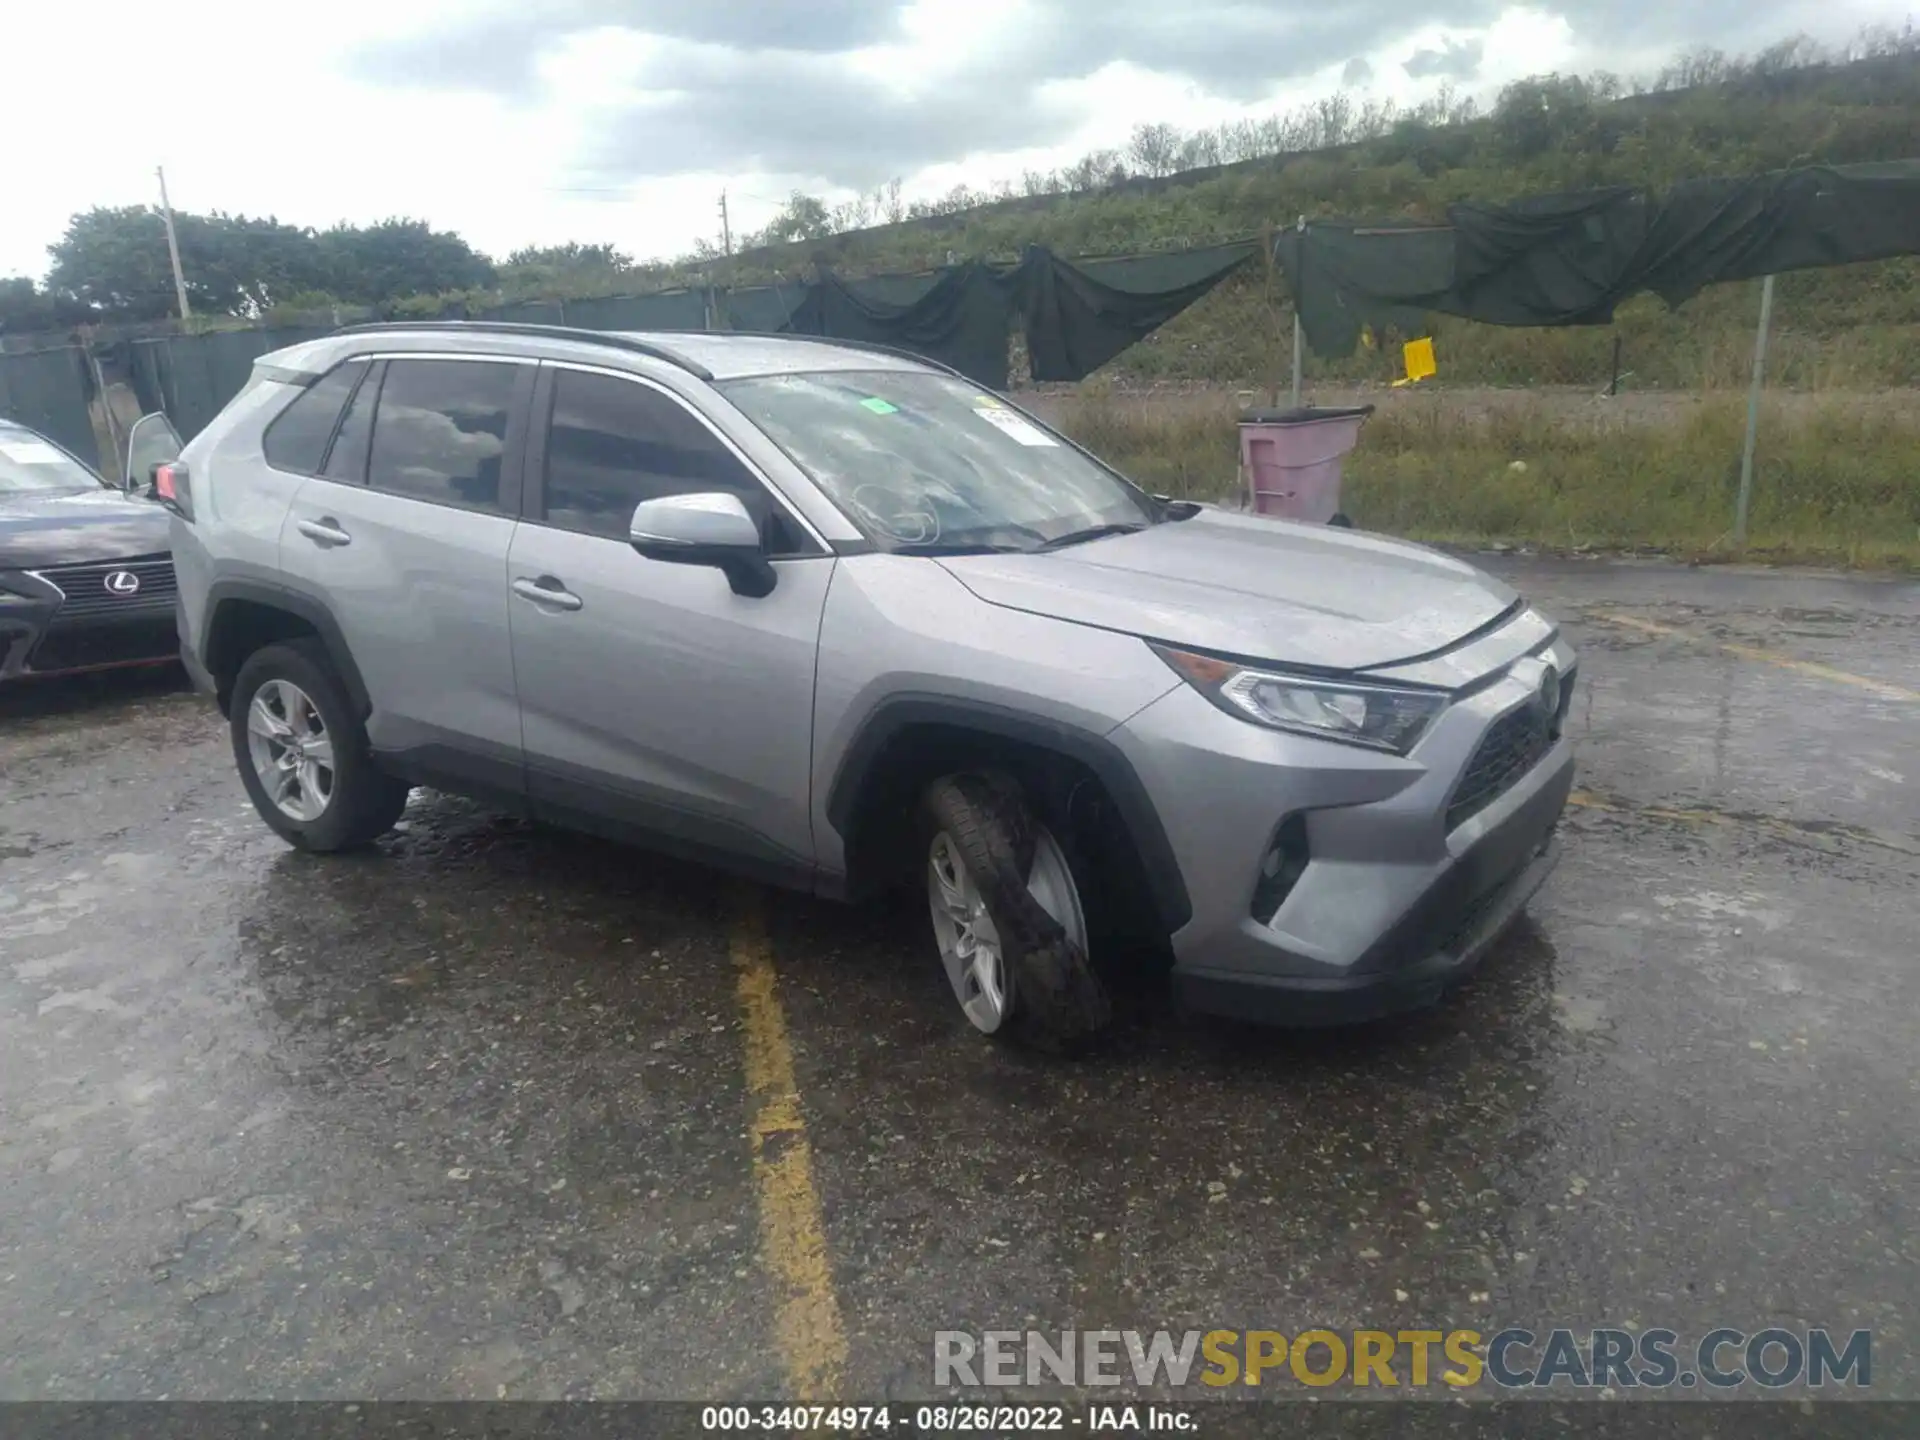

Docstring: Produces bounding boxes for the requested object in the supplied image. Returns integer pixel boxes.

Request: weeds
[1043,389,1920,570]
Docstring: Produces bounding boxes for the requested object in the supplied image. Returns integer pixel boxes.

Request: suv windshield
[718,370,1156,552]
[0,431,103,497]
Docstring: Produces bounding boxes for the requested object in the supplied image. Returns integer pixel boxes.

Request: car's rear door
[505,361,833,884]
[278,353,534,798]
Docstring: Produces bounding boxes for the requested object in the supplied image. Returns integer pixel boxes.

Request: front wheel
[919,774,1110,1048]
[231,641,410,851]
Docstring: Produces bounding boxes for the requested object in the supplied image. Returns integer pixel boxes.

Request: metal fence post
[1289,215,1306,408]
[1734,274,1775,547]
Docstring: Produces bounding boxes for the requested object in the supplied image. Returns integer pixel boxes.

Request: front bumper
[1,568,180,680]
[1177,778,1568,1026]
[1111,622,1576,1027]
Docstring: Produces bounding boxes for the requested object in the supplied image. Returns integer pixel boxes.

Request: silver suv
[154,323,1576,1047]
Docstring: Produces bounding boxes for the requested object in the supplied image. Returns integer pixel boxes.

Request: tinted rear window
[367,358,520,513]
[262,360,368,475]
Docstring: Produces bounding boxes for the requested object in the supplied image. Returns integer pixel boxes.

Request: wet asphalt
[1,555,1916,1406]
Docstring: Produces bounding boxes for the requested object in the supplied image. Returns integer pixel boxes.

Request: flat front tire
[919,773,1110,1048]
[231,641,409,851]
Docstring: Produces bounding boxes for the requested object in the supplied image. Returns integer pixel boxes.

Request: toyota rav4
[151,322,1576,1046]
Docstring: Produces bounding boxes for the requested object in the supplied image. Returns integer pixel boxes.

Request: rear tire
[231,641,410,852]
[919,773,1111,1050]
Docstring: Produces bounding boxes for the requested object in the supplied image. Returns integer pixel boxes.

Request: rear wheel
[231,641,410,851]
[919,773,1110,1048]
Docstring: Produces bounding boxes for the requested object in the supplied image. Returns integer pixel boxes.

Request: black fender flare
[824,693,1192,935]
[202,578,371,719]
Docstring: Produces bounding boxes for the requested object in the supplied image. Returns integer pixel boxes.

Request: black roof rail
[329,321,714,381]
[332,320,968,383]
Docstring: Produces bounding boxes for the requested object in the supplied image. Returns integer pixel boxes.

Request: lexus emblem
[103,570,141,596]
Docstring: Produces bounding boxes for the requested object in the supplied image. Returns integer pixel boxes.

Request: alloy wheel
[927,824,1088,1034]
[245,679,335,823]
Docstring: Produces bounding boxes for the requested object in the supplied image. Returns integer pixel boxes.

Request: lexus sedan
[0,419,179,681]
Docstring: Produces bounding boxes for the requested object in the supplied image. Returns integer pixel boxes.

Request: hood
[0,488,173,570]
[937,509,1517,672]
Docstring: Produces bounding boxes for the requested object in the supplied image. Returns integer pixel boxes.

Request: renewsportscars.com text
[933,1327,1872,1390]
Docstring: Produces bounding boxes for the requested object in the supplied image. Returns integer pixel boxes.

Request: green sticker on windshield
[860,396,899,414]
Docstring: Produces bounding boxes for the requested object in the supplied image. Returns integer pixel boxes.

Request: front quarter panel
[810,555,1181,878]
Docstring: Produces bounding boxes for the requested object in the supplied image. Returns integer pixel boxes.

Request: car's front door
[278,354,533,798]
[506,362,834,883]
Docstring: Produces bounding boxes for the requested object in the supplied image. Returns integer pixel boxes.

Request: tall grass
[1044,390,1920,569]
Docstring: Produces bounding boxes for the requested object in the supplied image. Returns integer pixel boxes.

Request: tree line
[0,214,646,333]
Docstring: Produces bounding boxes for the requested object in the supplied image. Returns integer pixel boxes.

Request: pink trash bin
[1239,405,1375,525]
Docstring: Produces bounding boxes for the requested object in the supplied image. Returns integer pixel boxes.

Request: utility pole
[156,166,192,322]
[715,191,734,332]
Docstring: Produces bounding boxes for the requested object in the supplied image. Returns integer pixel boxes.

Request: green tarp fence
[722,282,810,332]
[1274,158,1920,357]
[9,243,1259,448]
[781,243,1258,388]
[0,346,97,461]
[1021,241,1262,382]
[128,327,332,441]
[560,291,710,330]
[787,263,1018,388]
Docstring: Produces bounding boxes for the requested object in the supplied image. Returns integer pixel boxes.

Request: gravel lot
[2,556,1916,1425]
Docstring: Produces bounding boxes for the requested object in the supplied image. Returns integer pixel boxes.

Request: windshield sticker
[859,396,899,414]
[0,440,67,464]
[972,407,1057,447]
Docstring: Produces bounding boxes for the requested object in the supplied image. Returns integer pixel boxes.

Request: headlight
[1153,644,1448,755]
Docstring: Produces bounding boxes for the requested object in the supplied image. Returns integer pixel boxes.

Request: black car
[0,418,179,680]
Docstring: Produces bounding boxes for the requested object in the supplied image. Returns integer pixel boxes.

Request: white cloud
[2,0,1910,282]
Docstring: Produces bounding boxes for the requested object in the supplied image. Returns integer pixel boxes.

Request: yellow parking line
[1591,612,1919,702]
[730,886,848,1402]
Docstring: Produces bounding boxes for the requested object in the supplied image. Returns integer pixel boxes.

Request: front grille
[33,558,177,621]
[28,616,178,673]
[1446,701,1554,832]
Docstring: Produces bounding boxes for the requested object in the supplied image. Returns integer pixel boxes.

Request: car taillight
[152,462,193,521]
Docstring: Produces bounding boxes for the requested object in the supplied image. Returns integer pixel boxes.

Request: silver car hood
[937,510,1519,673]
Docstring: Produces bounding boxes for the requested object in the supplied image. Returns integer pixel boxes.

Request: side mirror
[124,413,184,496]
[628,492,776,598]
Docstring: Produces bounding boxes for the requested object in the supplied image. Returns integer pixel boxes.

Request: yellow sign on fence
[1395,336,1437,386]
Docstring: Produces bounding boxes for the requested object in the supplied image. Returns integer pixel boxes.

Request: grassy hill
[703,30,1920,567]
[688,34,1920,394]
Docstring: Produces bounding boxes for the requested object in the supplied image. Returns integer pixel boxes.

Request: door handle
[511,576,584,612]
[296,517,351,548]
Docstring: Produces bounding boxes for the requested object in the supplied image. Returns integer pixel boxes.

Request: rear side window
[261,360,367,475]
[368,359,519,513]
[543,368,799,550]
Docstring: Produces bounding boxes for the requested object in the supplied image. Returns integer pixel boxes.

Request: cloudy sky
[3,0,1906,280]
